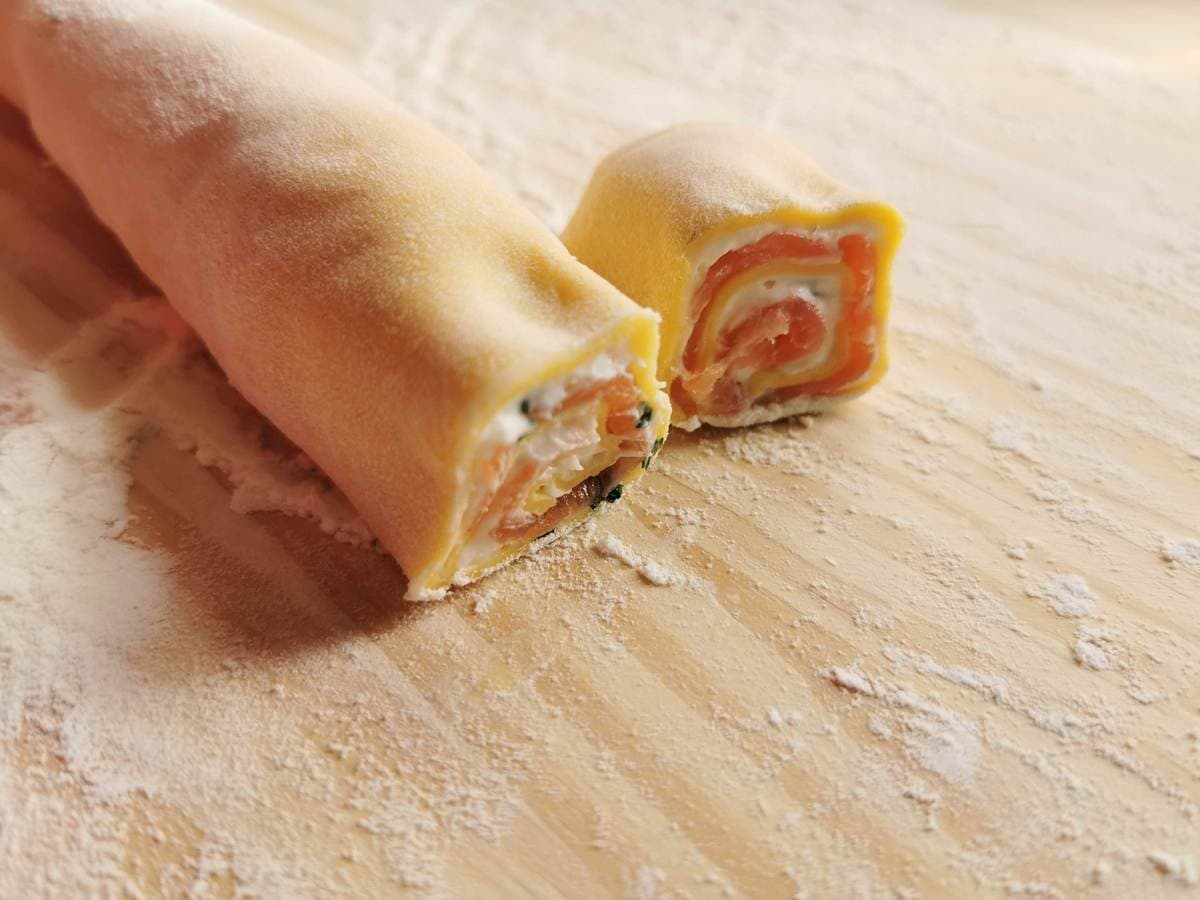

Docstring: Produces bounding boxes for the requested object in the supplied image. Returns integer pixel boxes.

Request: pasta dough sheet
[0,0,669,598]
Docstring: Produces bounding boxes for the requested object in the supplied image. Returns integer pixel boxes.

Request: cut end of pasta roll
[562,123,904,430]
[411,317,669,600]
[671,206,902,428]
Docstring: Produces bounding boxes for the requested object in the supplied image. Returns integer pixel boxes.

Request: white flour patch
[986,423,1038,459]
[822,667,981,784]
[1147,851,1198,885]
[1072,638,1111,671]
[1158,536,1200,567]
[0,393,166,744]
[1128,684,1162,706]
[825,666,876,696]
[903,713,981,784]
[1025,575,1097,618]
[471,589,497,615]
[1003,540,1030,561]
[883,646,1011,704]
[1072,626,1116,671]
[592,532,680,586]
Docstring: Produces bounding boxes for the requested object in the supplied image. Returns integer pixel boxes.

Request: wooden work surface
[2,1,1198,897]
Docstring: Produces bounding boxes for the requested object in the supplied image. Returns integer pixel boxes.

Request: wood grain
[1,1,1197,897]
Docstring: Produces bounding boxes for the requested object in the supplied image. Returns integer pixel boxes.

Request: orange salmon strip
[675,231,877,417]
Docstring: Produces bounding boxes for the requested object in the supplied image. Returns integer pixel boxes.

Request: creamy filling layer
[455,345,658,577]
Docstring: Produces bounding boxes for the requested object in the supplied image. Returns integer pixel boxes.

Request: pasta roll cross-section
[563,123,903,429]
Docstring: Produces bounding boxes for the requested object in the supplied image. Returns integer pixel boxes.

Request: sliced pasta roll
[563,123,903,429]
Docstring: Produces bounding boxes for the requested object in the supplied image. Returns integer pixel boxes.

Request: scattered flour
[471,589,496,616]
[1003,541,1030,561]
[1072,637,1112,671]
[825,666,876,696]
[646,504,707,527]
[1147,851,1198,885]
[1158,536,1200,567]
[0,306,533,894]
[904,713,981,785]
[1128,684,1162,706]
[628,865,667,899]
[1003,880,1064,899]
[822,667,981,784]
[592,532,680,586]
[883,646,1011,704]
[986,423,1037,459]
[1025,575,1097,618]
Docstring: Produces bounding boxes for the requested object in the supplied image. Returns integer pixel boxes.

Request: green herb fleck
[641,435,665,470]
[519,397,532,417]
[635,402,653,428]
[604,484,624,504]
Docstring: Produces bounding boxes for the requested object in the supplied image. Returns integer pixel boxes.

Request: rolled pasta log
[562,124,903,430]
[0,0,669,599]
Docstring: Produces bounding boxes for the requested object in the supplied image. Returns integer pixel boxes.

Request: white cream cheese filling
[456,344,641,575]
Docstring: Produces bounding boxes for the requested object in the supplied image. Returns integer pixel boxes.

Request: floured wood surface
[2,1,1198,896]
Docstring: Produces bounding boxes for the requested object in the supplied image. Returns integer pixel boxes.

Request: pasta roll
[563,123,903,429]
[0,0,669,599]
